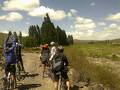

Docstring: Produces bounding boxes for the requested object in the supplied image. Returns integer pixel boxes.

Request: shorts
[41,60,48,65]
[53,72,69,82]
[5,63,16,75]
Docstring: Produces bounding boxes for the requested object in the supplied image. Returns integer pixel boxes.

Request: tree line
[23,13,73,47]
[11,13,73,47]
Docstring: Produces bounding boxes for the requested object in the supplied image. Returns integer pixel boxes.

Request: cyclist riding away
[3,31,17,87]
[51,46,70,90]
[40,44,50,77]
[16,42,25,73]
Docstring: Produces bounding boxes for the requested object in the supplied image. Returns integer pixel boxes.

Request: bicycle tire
[16,63,22,81]
[59,76,67,90]
[7,76,11,89]
[11,76,15,90]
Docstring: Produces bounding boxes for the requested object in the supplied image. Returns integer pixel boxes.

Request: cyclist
[51,46,70,90]
[40,44,50,77]
[16,42,25,73]
[3,31,17,87]
[49,42,57,61]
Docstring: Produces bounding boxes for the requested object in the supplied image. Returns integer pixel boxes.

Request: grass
[0,32,7,46]
[65,44,120,90]
[72,43,120,60]
[1,41,120,89]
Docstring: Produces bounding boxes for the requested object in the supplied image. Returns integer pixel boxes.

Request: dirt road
[17,52,54,90]
[0,53,53,90]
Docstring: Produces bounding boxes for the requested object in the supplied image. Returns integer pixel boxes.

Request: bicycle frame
[58,73,67,90]
[5,71,15,90]
[16,60,25,81]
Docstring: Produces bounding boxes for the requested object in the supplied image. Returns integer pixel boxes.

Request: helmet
[50,42,55,46]
[43,44,49,49]
[57,45,64,52]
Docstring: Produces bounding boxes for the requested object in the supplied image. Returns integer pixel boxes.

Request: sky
[0,0,120,40]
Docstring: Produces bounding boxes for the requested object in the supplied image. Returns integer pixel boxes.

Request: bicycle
[3,64,16,90]
[57,72,67,90]
[42,61,50,78]
[16,60,24,81]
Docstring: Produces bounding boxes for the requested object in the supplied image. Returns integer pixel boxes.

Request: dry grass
[65,44,120,90]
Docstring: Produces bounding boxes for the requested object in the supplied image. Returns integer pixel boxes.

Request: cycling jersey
[3,39,17,64]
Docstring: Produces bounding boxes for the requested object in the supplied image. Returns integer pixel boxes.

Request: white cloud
[67,12,72,17]
[2,0,67,21]
[2,0,40,11]
[98,22,106,26]
[98,23,120,40]
[67,31,84,39]
[67,30,96,40]
[87,30,94,36]
[68,16,120,40]
[28,6,66,20]
[109,23,118,29]
[67,14,96,40]
[106,13,120,22]
[0,12,23,21]
[67,9,77,18]
[90,2,95,6]
[70,9,77,14]
[74,17,96,30]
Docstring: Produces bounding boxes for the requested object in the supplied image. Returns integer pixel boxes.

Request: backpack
[41,49,49,62]
[52,54,64,73]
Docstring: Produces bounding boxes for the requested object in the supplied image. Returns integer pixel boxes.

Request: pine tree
[41,13,57,44]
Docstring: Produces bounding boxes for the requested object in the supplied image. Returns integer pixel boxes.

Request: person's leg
[54,81,58,90]
[5,63,8,78]
[62,72,70,90]
[66,80,70,90]
[53,73,59,90]
[13,64,16,88]
[42,63,45,77]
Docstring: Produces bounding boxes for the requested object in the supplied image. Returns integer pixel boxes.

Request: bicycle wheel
[6,75,11,89]
[11,75,16,90]
[59,75,62,90]
[16,63,22,81]
[60,78,67,90]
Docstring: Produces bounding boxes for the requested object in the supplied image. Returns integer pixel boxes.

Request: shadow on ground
[17,84,41,90]
[22,73,39,78]
[71,85,79,90]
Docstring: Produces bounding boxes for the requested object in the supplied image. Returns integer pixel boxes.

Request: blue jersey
[3,40,17,64]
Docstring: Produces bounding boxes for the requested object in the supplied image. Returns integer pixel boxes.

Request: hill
[74,38,120,44]
[0,32,7,46]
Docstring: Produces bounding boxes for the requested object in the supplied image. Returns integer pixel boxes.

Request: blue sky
[0,0,120,40]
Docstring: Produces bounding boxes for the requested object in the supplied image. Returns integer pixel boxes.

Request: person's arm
[63,55,69,66]
[49,53,55,61]
[8,40,16,52]
[49,47,56,61]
